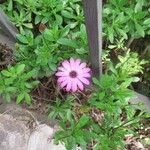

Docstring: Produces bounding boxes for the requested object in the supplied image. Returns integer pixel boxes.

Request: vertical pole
[0,10,18,41]
[83,0,102,78]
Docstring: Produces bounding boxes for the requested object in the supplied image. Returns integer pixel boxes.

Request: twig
[0,108,13,117]
[127,37,134,48]
[40,82,50,90]
[72,93,81,104]
[32,95,55,102]
[141,45,150,58]
[23,109,39,126]
[45,77,52,87]
[78,90,87,97]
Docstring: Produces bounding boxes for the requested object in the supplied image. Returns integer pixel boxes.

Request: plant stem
[127,37,134,48]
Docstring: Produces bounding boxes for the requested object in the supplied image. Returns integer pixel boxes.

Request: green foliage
[15,25,87,77]
[55,114,91,150]
[2,0,150,44]
[51,73,146,150]
[0,64,39,104]
[0,1,149,149]
[103,0,150,43]
[107,42,147,80]
[48,96,74,120]
[116,49,147,78]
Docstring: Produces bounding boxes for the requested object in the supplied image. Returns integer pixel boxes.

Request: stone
[0,101,65,150]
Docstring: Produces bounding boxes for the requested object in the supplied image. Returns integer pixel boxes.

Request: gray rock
[0,114,30,150]
[0,101,65,150]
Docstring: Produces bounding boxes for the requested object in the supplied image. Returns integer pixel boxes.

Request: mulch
[0,43,14,71]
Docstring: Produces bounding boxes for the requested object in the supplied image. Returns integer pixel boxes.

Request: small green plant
[48,96,74,120]
[103,0,150,43]
[116,49,147,78]
[51,73,146,150]
[0,64,39,104]
[11,10,32,34]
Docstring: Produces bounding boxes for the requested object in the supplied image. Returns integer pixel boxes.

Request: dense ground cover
[0,0,150,149]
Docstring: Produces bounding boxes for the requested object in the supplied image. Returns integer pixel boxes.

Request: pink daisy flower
[56,58,91,92]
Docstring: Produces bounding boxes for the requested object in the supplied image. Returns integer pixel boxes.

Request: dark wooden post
[83,0,102,78]
[0,10,18,41]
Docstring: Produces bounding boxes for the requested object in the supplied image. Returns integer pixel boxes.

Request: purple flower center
[69,71,77,78]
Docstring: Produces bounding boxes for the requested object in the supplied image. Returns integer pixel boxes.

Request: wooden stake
[83,0,102,78]
[0,10,18,41]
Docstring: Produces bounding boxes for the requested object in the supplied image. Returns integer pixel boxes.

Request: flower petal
[62,60,71,71]
[79,62,86,69]
[71,79,78,92]
[82,68,91,73]
[58,77,68,83]
[58,67,67,72]
[60,80,69,88]
[81,73,91,78]
[66,80,72,92]
[75,59,81,66]
[76,79,84,91]
[78,76,90,85]
[70,58,76,70]
[56,71,69,77]
[75,59,81,70]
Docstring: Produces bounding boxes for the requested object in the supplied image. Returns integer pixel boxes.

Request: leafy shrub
[116,49,147,78]
[0,64,39,104]
[51,74,146,150]
[103,0,150,43]
[2,0,150,44]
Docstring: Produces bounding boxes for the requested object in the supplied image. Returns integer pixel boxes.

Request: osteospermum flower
[56,58,91,92]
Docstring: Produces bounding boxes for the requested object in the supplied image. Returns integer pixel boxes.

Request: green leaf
[23,23,33,28]
[4,78,14,85]
[135,0,144,12]
[66,109,73,121]
[24,93,31,105]
[61,10,75,19]
[16,93,25,104]
[54,14,63,26]
[76,48,87,54]
[43,29,54,41]
[57,38,78,48]
[120,78,134,88]
[117,28,128,39]
[108,62,117,74]
[49,63,56,72]
[1,70,12,77]
[5,94,11,102]
[132,77,140,82]
[92,78,100,86]
[35,15,41,24]
[61,25,70,37]
[17,34,28,44]
[76,115,89,129]
[143,18,150,25]
[135,23,145,37]
[16,64,25,74]
[108,27,114,43]
[100,75,116,88]
[5,87,16,92]
[8,0,13,11]
[98,92,105,100]
[25,83,33,89]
